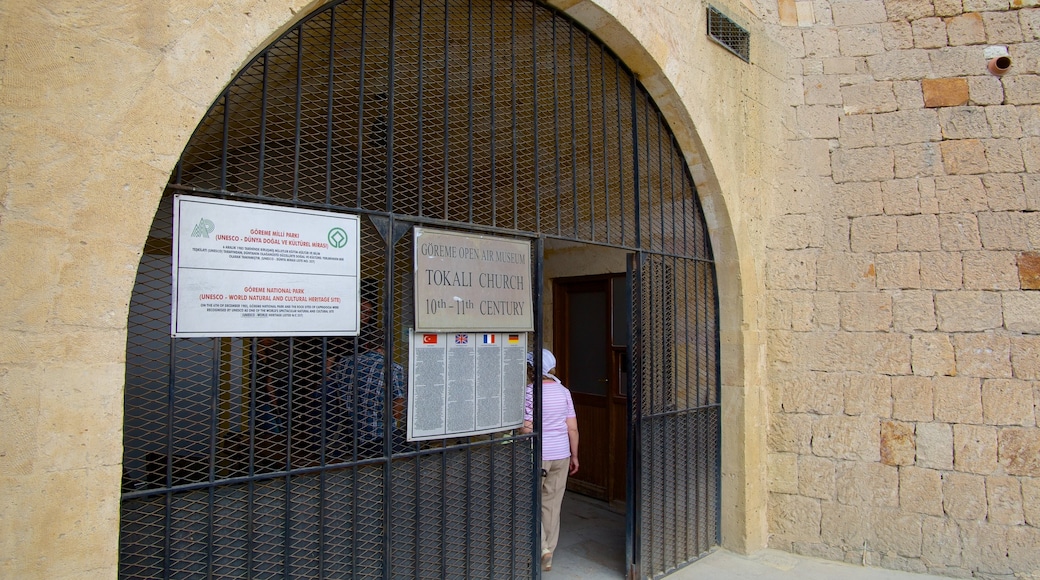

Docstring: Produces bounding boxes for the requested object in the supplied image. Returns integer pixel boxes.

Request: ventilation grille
[707,6,750,62]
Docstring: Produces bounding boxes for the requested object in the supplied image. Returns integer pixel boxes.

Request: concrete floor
[550,493,950,580]
[548,492,628,577]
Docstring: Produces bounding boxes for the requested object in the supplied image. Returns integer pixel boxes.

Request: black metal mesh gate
[120,1,719,578]
[629,253,719,579]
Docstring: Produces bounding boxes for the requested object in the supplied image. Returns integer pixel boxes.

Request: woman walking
[522,349,579,572]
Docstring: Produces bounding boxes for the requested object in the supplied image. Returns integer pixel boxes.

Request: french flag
[482,334,496,344]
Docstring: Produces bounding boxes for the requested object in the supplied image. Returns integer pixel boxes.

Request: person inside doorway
[326,325,405,459]
[521,348,579,572]
[257,337,288,435]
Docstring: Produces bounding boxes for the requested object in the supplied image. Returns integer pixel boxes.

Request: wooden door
[554,275,628,506]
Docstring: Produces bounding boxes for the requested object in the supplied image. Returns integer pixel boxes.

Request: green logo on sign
[328,227,348,248]
[192,218,215,238]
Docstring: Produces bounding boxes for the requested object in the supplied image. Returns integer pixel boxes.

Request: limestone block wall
[765,0,1040,576]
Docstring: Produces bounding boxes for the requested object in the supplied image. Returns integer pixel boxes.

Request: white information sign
[414,227,533,332]
[407,330,527,441]
[171,195,361,337]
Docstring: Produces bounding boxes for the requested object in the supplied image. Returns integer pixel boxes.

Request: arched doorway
[119,1,719,577]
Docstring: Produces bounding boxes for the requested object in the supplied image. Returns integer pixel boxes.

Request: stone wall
[766,0,1040,576]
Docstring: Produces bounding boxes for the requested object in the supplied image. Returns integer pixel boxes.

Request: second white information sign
[407,330,527,441]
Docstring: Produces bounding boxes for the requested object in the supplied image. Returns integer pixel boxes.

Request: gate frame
[130,0,752,573]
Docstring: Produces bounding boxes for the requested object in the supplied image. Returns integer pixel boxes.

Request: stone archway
[544,2,765,553]
[120,1,726,576]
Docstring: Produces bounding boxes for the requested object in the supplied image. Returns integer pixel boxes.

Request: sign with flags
[408,331,527,441]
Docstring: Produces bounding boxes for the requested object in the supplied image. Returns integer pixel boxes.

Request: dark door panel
[569,393,609,498]
[554,276,629,505]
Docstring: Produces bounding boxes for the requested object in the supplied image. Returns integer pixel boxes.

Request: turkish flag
[422,334,438,344]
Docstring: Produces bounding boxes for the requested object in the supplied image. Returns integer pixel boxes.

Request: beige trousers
[541,458,570,554]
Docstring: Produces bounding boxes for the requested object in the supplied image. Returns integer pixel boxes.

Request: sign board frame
[413,227,533,332]
[406,330,528,441]
[171,194,361,337]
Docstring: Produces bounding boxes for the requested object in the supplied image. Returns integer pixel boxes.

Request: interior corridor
[551,493,627,578]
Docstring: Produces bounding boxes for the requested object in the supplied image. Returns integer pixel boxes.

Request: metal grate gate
[120,1,719,578]
[629,253,719,579]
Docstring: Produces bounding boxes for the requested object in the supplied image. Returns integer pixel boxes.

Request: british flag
[455,333,469,345]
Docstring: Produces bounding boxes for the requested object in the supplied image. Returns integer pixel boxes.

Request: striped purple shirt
[524,379,576,461]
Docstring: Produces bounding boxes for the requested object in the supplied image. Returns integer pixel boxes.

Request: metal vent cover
[707,6,750,62]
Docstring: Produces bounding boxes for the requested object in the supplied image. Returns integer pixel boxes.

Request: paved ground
[661,549,950,580]
[551,493,949,580]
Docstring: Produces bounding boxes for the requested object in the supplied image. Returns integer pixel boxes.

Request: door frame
[552,272,630,507]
